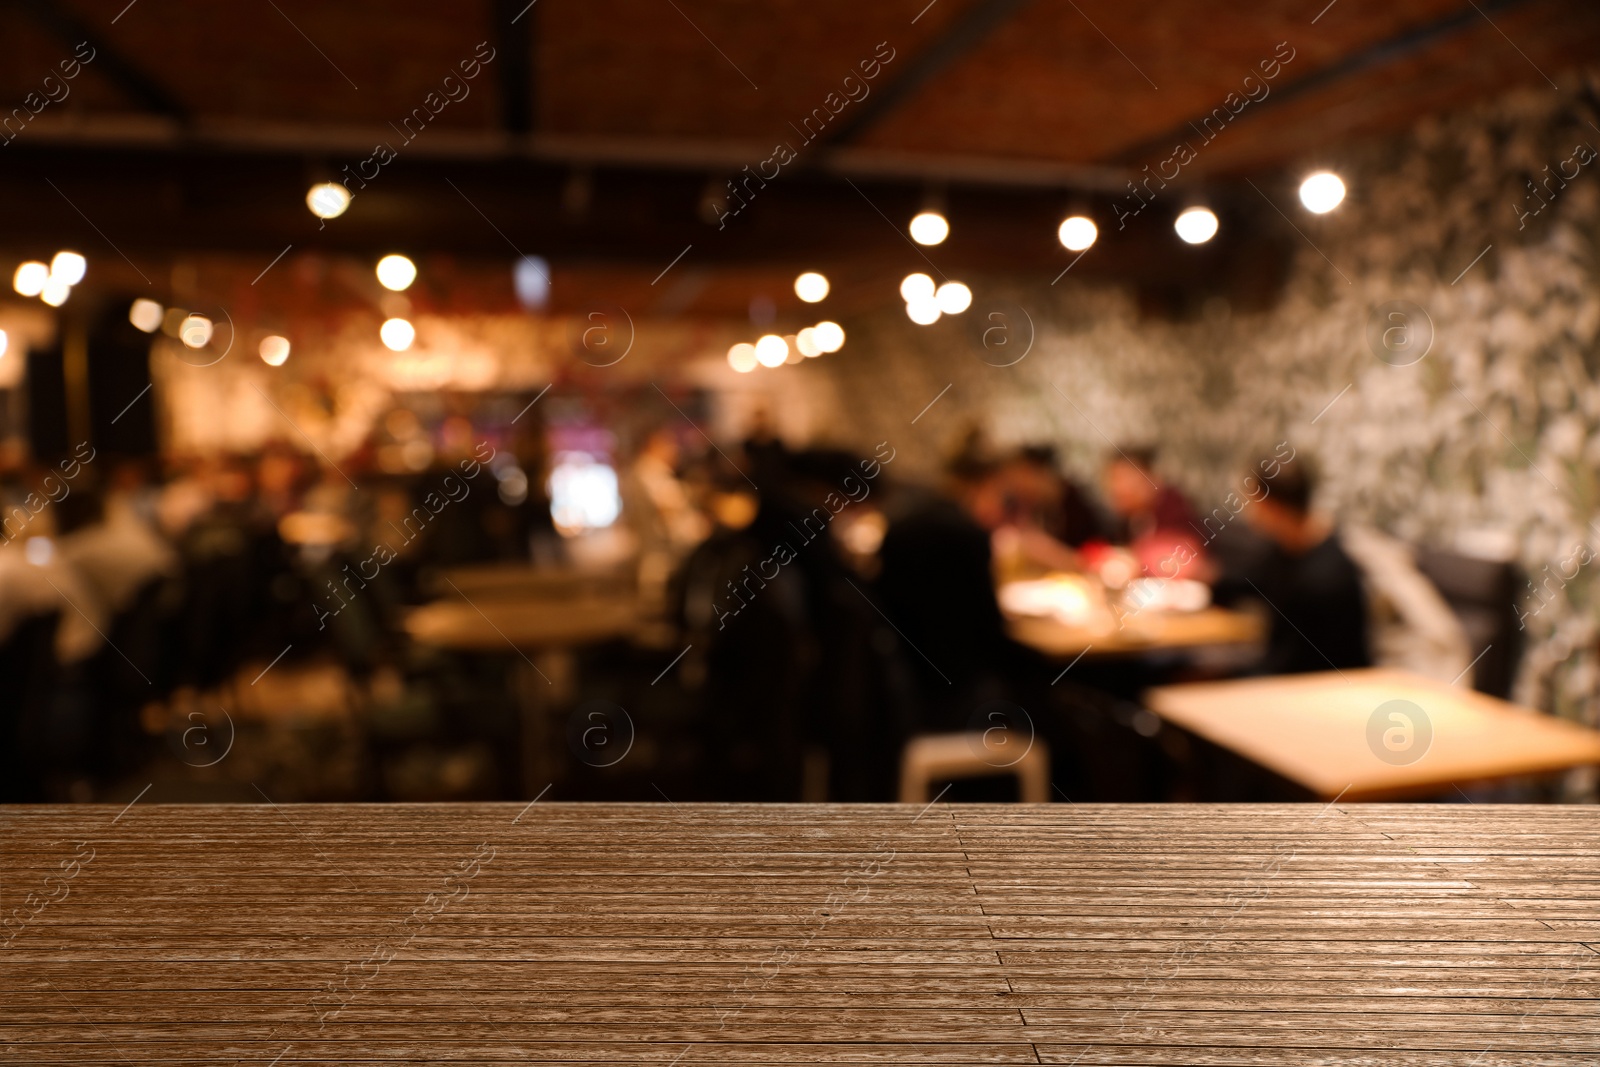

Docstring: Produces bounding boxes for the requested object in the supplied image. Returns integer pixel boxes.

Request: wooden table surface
[425,563,635,602]
[1008,606,1263,659]
[403,594,640,652]
[1146,668,1600,801]
[5,801,1600,1064]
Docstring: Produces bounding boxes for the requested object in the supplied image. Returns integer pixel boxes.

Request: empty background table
[1146,667,1600,801]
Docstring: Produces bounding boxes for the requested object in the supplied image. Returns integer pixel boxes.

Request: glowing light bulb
[793,271,829,303]
[0,330,7,359]
[727,342,758,373]
[1175,207,1219,244]
[935,281,972,314]
[49,251,86,285]
[129,299,164,333]
[307,182,351,219]
[259,335,291,366]
[812,321,844,353]
[1058,216,1097,251]
[380,317,415,351]
[909,211,949,246]
[40,278,71,307]
[376,254,417,291]
[906,297,941,325]
[1299,171,1346,214]
[899,272,935,303]
[13,262,48,297]
[795,327,822,358]
[754,334,788,367]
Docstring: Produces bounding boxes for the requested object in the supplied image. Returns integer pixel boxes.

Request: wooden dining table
[6,800,1600,1064]
[402,594,640,653]
[1146,667,1600,801]
[1007,604,1263,659]
[403,580,644,794]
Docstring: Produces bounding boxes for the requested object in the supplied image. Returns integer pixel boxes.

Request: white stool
[898,731,1051,803]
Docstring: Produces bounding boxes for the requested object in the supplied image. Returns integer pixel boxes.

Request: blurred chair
[1049,681,1177,801]
[675,526,810,801]
[898,731,1050,803]
[0,611,62,801]
[85,575,177,781]
[1342,525,1471,684]
[1414,548,1524,698]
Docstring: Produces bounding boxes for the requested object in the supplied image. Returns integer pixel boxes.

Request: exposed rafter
[815,0,1034,150]
[1107,0,1536,166]
[14,0,189,124]
[493,0,536,135]
[6,117,1130,191]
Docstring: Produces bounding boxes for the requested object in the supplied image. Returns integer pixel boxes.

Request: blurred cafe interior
[6,0,1600,809]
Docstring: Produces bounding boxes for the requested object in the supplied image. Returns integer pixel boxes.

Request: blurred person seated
[740,405,788,487]
[0,531,103,665]
[171,454,295,686]
[1099,446,1207,580]
[1006,445,1102,548]
[623,427,710,604]
[55,477,180,778]
[675,457,808,801]
[0,462,106,664]
[155,455,215,542]
[56,476,177,622]
[769,448,892,799]
[876,457,1044,730]
[931,432,1081,577]
[256,445,311,523]
[0,527,95,801]
[0,479,103,796]
[989,449,1085,578]
[1216,458,1371,675]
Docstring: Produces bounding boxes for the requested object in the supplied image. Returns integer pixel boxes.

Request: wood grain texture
[3,802,1599,1063]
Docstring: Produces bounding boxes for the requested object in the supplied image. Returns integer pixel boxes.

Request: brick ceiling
[2,0,1594,172]
[0,0,1596,313]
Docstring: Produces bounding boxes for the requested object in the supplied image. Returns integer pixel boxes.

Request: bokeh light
[50,251,86,285]
[1175,207,1219,244]
[794,271,829,303]
[13,262,48,297]
[380,317,416,351]
[129,299,164,333]
[1299,171,1347,214]
[259,335,291,366]
[1058,216,1098,251]
[935,281,972,314]
[306,182,351,219]
[900,272,935,303]
[909,211,949,246]
[376,254,418,291]
[754,334,789,367]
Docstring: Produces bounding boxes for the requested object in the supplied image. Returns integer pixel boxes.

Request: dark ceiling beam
[9,117,1130,190]
[0,141,1283,295]
[13,0,189,123]
[1107,0,1535,166]
[492,0,536,135]
[815,0,1034,150]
